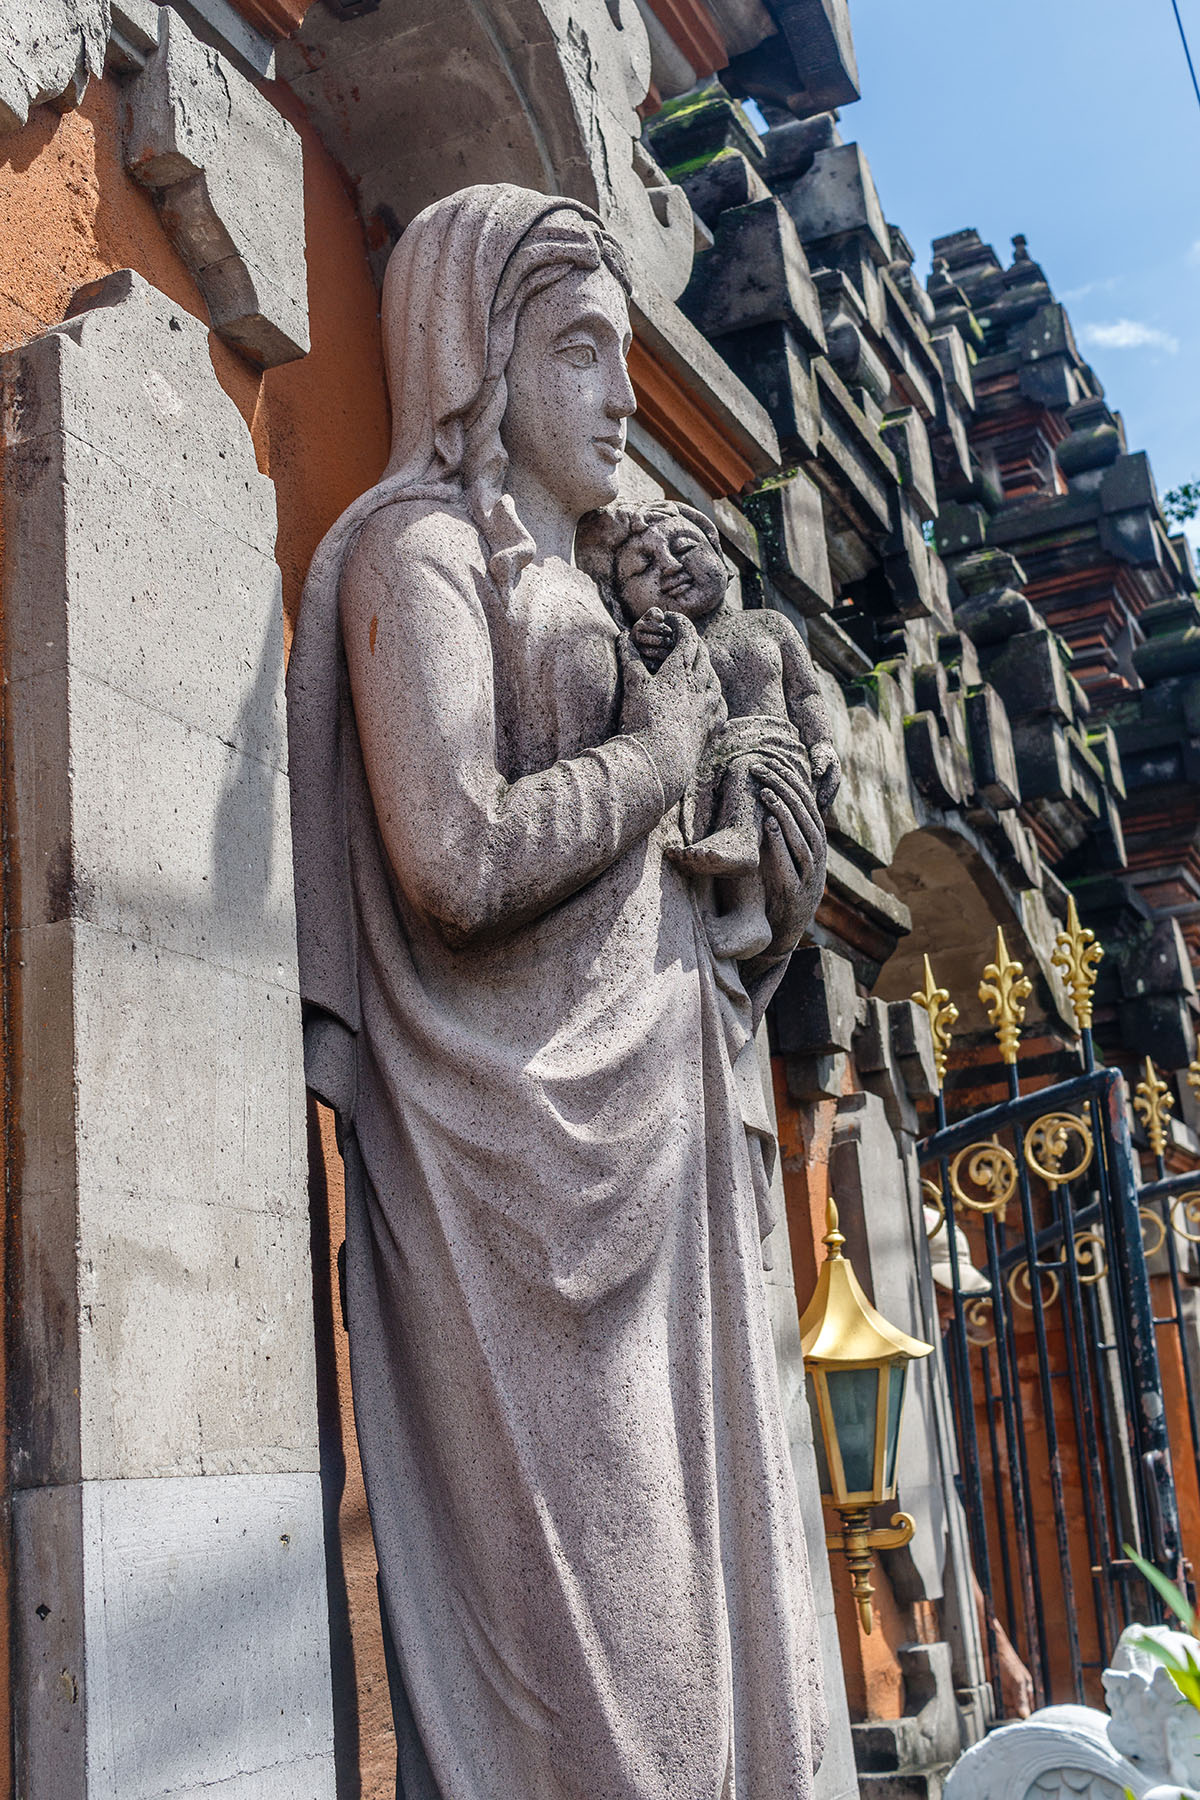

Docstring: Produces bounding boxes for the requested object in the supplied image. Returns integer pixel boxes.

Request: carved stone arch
[280,0,695,295]
[871,824,1073,1043]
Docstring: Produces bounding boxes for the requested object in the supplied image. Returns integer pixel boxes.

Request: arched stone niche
[280,0,696,297]
[872,826,1074,1044]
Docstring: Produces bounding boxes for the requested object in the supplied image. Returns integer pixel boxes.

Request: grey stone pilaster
[3,270,335,1798]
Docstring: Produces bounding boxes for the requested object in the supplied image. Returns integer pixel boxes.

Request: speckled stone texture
[288,183,831,1800]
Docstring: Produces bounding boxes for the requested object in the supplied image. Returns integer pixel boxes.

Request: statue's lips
[593,436,623,465]
[659,573,693,600]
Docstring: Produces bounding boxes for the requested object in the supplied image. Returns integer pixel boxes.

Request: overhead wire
[1169,0,1200,111]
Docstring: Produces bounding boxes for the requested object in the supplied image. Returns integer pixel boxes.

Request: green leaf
[1123,1544,1197,1631]
[1125,1630,1188,1676]
[1170,1668,1200,1712]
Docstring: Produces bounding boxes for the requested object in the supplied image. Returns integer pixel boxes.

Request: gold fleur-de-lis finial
[1134,1057,1174,1160]
[1051,895,1103,1032]
[911,953,958,1088]
[1187,1034,1200,1101]
[979,927,1033,1066]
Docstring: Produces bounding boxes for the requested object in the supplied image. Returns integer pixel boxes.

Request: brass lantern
[800,1195,934,1633]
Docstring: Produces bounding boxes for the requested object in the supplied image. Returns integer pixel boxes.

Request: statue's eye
[560,342,598,367]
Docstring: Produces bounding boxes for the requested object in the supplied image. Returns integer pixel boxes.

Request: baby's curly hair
[576,501,728,623]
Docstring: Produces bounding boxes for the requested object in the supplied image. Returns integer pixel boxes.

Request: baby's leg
[668,760,761,876]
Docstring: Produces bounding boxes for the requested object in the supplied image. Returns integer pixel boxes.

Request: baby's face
[614,520,728,622]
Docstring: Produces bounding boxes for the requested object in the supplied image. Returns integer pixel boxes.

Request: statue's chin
[578,469,621,512]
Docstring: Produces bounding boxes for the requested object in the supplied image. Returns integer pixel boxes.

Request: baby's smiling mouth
[659,570,693,600]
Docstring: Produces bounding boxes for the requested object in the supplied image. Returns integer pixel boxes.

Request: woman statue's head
[379,185,634,589]
[499,258,636,531]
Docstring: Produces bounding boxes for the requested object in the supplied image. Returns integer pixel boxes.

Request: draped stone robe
[327,495,828,1800]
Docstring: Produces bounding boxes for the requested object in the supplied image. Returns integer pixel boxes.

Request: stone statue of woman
[287,183,830,1800]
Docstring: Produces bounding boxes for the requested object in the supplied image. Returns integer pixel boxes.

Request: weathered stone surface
[125,10,308,366]
[683,194,826,350]
[3,269,332,1793]
[782,141,889,260]
[105,0,157,72]
[15,1476,335,1800]
[0,0,108,131]
[774,944,860,1056]
[769,0,859,113]
[821,666,920,870]
[881,408,938,522]
[964,683,1021,809]
[717,318,822,457]
[854,998,938,1134]
[646,80,765,176]
[677,148,772,230]
[744,469,834,612]
[853,1643,963,1774]
[816,267,891,407]
[283,0,696,298]
[163,0,276,81]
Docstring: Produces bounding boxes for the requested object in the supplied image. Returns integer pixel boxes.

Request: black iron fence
[914,919,1198,1715]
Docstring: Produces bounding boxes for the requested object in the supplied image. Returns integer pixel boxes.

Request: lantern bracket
[824,1509,917,1635]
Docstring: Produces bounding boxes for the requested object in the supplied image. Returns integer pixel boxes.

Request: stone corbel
[123,9,309,368]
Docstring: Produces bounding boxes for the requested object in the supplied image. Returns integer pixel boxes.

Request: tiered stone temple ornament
[287,184,833,1799]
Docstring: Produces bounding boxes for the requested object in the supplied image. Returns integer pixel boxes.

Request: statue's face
[614,518,728,623]
[500,263,635,519]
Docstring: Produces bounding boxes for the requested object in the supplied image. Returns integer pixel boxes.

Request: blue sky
[838,0,1200,551]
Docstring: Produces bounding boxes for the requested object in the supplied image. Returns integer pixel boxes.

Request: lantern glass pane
[806,1382,833,1498]
[826,1367,881,1495]
[884,1363,907,1494]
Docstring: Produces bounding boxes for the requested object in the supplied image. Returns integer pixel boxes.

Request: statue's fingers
[751,762,823,839]
[760,785,824,874]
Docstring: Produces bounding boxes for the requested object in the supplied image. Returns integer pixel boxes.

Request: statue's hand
[748,757,827,960]
[809,740,842,815]
[618,614,726,803]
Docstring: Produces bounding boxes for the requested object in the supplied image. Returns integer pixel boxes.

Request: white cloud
[1079,319,1180,354]
[1061,277,1117,302]
[1189,240,1200,268]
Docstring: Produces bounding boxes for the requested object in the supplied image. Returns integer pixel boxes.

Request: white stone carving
[1106,1628,1200,1791]
[0,0,109,131]
[944,1626,1200,1800]
[124,8,309,367]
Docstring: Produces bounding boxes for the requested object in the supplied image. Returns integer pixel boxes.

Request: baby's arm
[631,607,676,673]
[774,616,841,813]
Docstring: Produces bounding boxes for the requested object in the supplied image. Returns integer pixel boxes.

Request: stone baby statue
[577,500,841,952]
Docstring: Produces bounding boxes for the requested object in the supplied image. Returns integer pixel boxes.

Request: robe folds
[285,183,828,1800]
